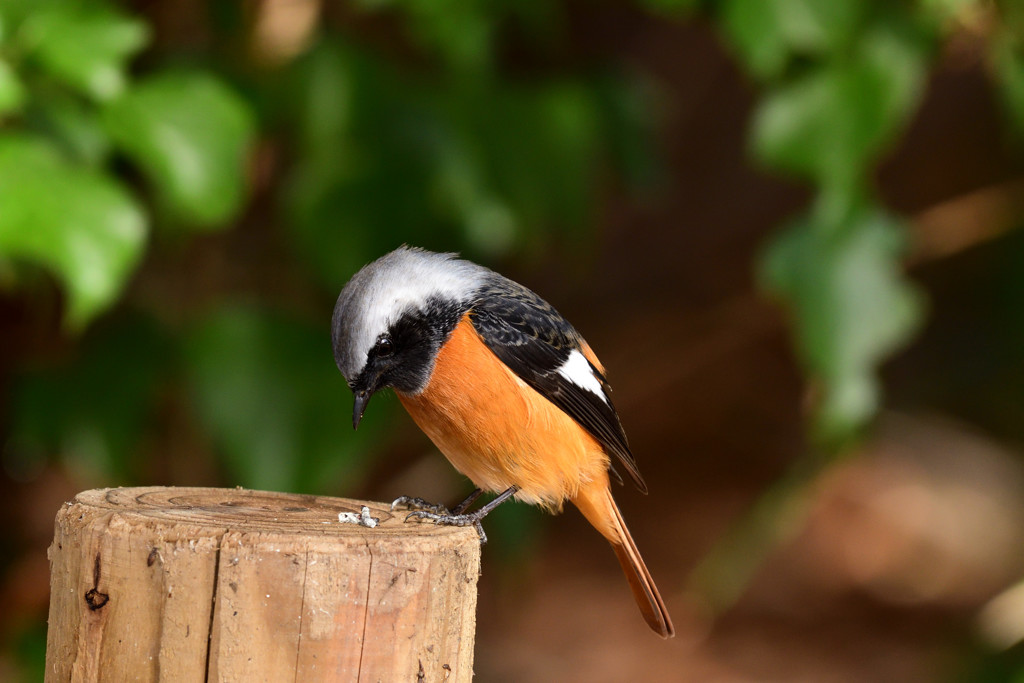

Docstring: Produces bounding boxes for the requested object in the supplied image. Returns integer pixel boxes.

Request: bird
[331,246,674,638]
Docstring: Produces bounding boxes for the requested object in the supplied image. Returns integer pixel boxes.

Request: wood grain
[45,487,480,682]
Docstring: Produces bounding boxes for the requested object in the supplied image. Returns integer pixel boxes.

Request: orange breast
[397,314,610,508]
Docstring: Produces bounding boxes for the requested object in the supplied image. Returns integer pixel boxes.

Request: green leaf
[38,94,112,167]
[184,306,389,493]
[0,133,147,327]
[23,3,149,101]
[760,205,925,443]
[751,23,927,191]
[103,70,256,227]
[720,0,867,79]
[0,58,26,115]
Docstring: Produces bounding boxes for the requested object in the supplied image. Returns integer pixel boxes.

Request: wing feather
[468,277,647,493]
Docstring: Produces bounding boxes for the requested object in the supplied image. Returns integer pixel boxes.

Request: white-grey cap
[331,246,488,381]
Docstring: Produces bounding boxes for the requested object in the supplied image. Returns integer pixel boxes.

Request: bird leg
[450,488,484,514]
[402,486,518,544]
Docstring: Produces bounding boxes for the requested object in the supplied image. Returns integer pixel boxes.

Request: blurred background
[2,0,1024,680]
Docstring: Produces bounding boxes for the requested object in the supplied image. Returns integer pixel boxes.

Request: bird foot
[403,509,488,543]
[392,486,517,545]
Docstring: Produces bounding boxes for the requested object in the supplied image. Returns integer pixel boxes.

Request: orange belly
[397,315,610,509]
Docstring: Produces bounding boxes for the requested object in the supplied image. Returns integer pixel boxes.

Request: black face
[348,297,464,428]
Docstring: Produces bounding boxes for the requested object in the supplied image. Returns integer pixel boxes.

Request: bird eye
[374,336,394,357]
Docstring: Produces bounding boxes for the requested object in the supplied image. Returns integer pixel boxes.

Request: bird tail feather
[573,484,674,638]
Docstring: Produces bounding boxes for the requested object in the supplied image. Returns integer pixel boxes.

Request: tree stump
[45,487,481,682]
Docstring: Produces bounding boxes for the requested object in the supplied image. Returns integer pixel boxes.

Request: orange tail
[572,482,674,638]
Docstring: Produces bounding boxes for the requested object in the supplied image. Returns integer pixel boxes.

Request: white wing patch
[556,350,609,404]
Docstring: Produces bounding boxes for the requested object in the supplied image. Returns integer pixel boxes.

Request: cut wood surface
[45,487,481,682]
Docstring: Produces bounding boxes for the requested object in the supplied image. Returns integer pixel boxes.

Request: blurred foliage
[960,641,1024,683]
[276,38,653,289]
[997,1,1024,141]
[689,0,1024,618]
[11,314,171,483]
[718,0,1024,446]
[102,71,254,226]
[0,0,254,326]
[0,134,145,326]
[761,207,924,441]
[183,306,388,493]
[2,0,1024,678]
[722,0,933,447]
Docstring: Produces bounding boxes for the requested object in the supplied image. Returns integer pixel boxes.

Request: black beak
[352,390,371,430]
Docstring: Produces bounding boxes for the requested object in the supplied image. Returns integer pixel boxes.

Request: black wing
[468,275,647,493]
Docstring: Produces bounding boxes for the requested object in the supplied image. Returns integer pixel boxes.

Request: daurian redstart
[331,246,674,638]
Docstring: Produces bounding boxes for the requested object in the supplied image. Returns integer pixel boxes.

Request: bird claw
[390,496,451,515]
[404,510,488,544]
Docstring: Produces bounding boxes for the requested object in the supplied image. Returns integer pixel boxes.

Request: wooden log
[45,487,481,682]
